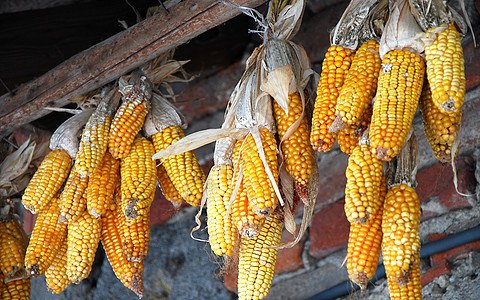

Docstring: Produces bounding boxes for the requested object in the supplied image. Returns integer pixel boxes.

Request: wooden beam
[0,0,267,137]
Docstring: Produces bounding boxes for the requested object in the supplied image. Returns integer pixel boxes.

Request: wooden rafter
[0,0,267,137]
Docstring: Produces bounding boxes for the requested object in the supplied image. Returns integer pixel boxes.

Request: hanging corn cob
[237,210,284,300]
[22,109,93,214]
[66,209,102,284]
[410,0,468,116]
[371,0,425,161]
[101,203,144,297]
[344,140,384,225]
[108,72,153,159]
[1,278,31,300]
[382,131,422,299]
[0,216,27,281]
[331,39,381,133]
[144,93,205,207]
[45,238,69,294]
[74,89,120,177]
[58,168,89,223]
[420,80,462,163]
[156,164,184,209]
[25,196,67,276]
[347,176,386,289]
[310,0,379,152]
[337,116,370,155]
[85,151,120,217]
[120,137,156,220]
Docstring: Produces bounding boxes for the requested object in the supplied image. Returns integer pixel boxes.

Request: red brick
[416,157,475,220]
[22,210,37,235]
[421,259,451,286]
[427,232,447,242]
[275,228,306,274]
[464,40,480,91]
[309,199,349,259]
[223,267,238,293]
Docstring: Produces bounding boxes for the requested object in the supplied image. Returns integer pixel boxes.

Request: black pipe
[307,226,480,300]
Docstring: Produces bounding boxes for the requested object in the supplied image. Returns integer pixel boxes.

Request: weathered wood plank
[0,0,267,137]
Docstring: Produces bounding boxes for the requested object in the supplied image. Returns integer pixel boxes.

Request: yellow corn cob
[207,165,238,256]
[1,278,31,300]
[382,184,421,295]
[121,137,157,220]
[310,45,354,152]
[347,176,386,289]
[25,197,67,276]
[337,114,371,155]
[424,23,465,114]
[387,251,422,300]
[117,199,151,263]
[108,84,151,159]
[152,126,205,207]
[237,211,283,300]
[86,151,120,218]
[334,40,381,130]
[241,128,278,217]
[58,168,89,223]
[101,205,143,297]
[75,104,113,177]
[45,238,70,294]
[370,49,425,161]
[344,144,384,224]
[273,92,314,200]
[66,209,102,284]
[0,219,26,279]
[22,149,72,214]
[156,164,184,209]
[420,81,462,163]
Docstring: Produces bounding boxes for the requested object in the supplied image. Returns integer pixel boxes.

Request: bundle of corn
[310,0,383,153]
[0,200,30,299]
[410,0,467,163]
[153,1,318,299]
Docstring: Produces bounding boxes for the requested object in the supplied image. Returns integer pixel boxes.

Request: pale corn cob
[424,23,465,114]
[207,165,238,256]
[237,211,283,300]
